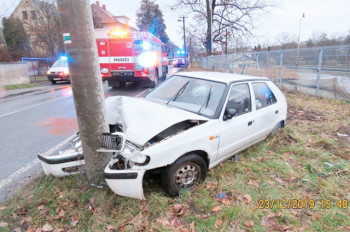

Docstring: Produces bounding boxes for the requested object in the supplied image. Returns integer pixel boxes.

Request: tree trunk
[57,0,110,184]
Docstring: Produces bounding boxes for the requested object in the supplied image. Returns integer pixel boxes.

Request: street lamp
[296,13,305,66]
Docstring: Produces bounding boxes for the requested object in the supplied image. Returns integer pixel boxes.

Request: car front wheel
[162,154,207,196]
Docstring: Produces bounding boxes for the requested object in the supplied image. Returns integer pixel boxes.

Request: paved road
[0,66,180,202]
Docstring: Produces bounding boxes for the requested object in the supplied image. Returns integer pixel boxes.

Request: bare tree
[344,30,350,45]
[24,0,63,57]
[275,32,297,49]
[173,0,273,54]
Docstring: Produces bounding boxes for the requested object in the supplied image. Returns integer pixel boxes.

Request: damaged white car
[101,72,287,200]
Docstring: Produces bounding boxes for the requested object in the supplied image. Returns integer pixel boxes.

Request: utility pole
[56,0,110,184]
[225,28,228,54]
[210,0,213,55]
[178,17,187,52]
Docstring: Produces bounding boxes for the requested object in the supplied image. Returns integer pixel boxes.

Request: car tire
[51,80,56,84]
[161,154,207,196]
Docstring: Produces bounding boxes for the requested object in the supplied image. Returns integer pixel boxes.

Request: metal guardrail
[21,57,56,82]
[199,45,350,101]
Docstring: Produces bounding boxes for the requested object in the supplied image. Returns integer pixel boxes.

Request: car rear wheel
[162,154,207,196]
[51,80,56,84]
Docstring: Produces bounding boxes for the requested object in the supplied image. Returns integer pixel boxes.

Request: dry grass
[0,91,349,232]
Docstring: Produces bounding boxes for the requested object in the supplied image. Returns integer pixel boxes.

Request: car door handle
[275,110,279,114]
[248,120,254,126]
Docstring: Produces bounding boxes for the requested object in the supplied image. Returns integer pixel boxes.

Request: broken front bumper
[104,165,146,200]
[38,149,85,177]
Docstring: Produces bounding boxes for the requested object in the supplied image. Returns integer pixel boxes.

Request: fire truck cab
[95,29,168,88]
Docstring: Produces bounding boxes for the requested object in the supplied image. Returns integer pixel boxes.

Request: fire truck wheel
[51,81,56,84]
[150,69,159,88]
[161,67,167,80]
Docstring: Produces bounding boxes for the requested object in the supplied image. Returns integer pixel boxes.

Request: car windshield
[145,75,226,118]
[52,60,68,67]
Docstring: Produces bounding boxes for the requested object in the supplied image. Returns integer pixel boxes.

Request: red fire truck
[95,29,168,88]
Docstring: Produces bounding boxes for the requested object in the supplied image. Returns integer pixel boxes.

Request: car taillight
[141,68,149,77]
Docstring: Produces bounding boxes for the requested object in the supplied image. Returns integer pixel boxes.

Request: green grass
[0,90,349,231]
[3,83,39,90]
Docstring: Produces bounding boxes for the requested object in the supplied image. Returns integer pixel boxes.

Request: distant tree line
[254,31,350,52]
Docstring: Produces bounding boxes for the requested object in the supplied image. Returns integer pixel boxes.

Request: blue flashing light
[60,56,68,61]
[176,50,186,55]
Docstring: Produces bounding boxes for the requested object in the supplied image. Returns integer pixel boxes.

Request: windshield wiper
[166,81,190,105]
[198,85,212,114]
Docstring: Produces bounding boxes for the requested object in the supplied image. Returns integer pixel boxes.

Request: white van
[47,57,70,84]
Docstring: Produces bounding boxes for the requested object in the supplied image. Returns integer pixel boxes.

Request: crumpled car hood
[105,96,208,146]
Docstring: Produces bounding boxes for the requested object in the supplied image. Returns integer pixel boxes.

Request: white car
[101,71,287,200]
[47,57,70,84]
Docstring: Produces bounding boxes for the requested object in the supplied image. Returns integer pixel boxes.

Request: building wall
[11,0,47,57]
[0,63,29,86]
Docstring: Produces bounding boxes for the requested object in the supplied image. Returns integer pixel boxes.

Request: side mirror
[224,108,237,121]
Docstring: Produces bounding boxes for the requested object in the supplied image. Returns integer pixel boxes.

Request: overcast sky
[1,0,349,48]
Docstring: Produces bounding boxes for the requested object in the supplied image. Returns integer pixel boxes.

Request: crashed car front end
[101,138,150,200]
[100,96,214,200]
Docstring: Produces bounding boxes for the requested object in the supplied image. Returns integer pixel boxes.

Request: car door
[251,81,279,139]
[216,83,257,161]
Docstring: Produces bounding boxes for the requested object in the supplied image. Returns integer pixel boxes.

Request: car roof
[175,71,269,84]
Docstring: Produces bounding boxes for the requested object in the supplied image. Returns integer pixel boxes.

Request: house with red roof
[91,1,137,33]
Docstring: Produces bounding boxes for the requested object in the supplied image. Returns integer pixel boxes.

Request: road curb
[0,85,70,102]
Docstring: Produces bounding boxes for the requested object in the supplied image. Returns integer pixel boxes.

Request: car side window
[226,83,251,117]
[252,82,277,109]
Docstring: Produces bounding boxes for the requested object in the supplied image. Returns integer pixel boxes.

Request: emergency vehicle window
[252,82,277,109]
[134,40,142,51]
[52,60,68,67]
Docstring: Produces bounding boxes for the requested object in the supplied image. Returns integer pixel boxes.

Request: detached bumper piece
[38,151,84,177]
[38,133,84,177]
[104,165,146,200]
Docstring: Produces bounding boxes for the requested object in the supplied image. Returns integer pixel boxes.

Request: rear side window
[252,82,277,109]
[226,83,251,117]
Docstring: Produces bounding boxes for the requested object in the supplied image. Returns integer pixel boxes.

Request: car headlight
[47,70,50,75]
[64,70,69,75]
[120,142,147,164]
